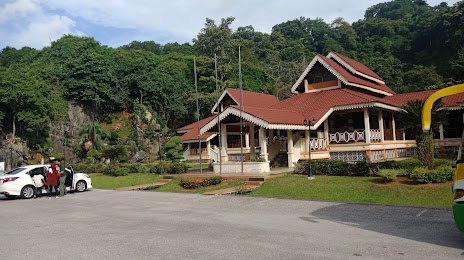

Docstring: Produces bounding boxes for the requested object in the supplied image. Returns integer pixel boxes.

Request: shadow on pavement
[303,203,464,249]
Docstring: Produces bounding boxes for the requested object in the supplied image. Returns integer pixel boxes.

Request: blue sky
[0,0,461,49]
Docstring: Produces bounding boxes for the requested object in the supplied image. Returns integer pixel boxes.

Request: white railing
[302,138,328,151]
[328,129,382,143]
[370,129,382,142]
[329,130,365,143]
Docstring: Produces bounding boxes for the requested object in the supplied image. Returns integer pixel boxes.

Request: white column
[439,124,444,140]
[324,119,329,141]
[259,127,268,161]
[206,140,211,158]
[305,129,310,154]
[287,129,294,168]
[392,112,396,141]
[403,131,406,141]
[187,143,191,157]
[364,108,371,144]
[245,133,250,148]
[378,109,384,142]
[304,79,309,93]
[250,124,255,159]
[221,123,228,161]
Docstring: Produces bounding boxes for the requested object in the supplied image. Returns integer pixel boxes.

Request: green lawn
[157,178,245,193]
[250,175,454,207]
[88,173,162,189]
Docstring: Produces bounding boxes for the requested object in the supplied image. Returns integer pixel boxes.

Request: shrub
[149,164,161,174]
[433,159,452,168]
[377,169,406,181]
[168,162,188,174]
[327,160,352,176]
[103,165,115,176]
[179,176,223,189]
[87,149,102,160]
[113,167,130,177]
[411,166,454,183]
[295,159,355,176]
[351,160,371,176]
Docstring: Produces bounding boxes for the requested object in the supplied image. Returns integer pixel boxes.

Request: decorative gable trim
[183,134,217,143]
[211,89,240,114]
[347,82,393,96]
[291,55,349,94]
[201,107,269,134]
[327,52,385,85]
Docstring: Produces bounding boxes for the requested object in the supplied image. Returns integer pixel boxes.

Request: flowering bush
[179,176,223,189]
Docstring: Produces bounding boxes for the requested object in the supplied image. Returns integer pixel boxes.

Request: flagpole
[215,54,222,176]
[194,57,202,175]
[239,47,244,176]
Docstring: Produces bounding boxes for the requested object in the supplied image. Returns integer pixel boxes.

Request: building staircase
[270,152,288,168]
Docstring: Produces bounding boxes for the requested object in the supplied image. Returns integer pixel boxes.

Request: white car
[0,164,92,199]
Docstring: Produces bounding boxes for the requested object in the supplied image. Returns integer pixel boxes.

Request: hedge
[73,162,188,175]
[179,176,223,189]
[294,158,453,177]
[410,166,454,183]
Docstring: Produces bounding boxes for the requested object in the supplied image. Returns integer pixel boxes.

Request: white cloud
[0,0,82,49]
[0,0,461,49]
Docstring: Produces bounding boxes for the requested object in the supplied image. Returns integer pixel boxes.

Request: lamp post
[304,118,316,180]
[155,133,163,175]
[63,140,66,169]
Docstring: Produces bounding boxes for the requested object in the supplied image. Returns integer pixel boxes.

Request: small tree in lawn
[102,145,128,164]
[165,136,184,162]
[396,99,448,169]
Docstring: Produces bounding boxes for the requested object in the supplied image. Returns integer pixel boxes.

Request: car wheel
[76,180,87,192]
[20,185,35,199]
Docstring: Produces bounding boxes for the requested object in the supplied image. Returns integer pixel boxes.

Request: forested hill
[1,0,464,148]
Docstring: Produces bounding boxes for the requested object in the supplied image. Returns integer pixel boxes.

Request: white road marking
[416,209,427,217]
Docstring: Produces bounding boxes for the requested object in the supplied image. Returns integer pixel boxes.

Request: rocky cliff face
[0,101,162,170]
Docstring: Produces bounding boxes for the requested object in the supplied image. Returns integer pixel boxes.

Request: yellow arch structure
[422,83,464,132]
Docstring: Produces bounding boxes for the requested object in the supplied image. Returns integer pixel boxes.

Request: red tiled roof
[178,115,217,131]
[180,130,215,141]
[226,88,280,108]
[382,90,464,108]
[268,88,399,124]
[332,52,384,81]
[318,55,395,95]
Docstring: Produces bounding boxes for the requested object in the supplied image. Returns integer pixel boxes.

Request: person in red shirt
[46,164,59,198]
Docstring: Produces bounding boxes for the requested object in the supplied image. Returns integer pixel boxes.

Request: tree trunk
[417,131,434,170]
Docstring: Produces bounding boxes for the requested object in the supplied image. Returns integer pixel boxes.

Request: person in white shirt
[32,171,45,199]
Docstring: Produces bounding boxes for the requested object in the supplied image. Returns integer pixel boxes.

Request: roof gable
[211,88,279,113]
[292,53,395,96]
[327,52,385,84]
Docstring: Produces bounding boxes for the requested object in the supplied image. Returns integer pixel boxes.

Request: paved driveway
[1,189,463,260]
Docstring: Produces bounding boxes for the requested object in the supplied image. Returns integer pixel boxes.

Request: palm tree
[78,122,109,150]
[396,99,448,169]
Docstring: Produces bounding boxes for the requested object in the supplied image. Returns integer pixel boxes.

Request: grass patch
[88,173,162,189]
[250,175,454,207]
[157,178,245,193]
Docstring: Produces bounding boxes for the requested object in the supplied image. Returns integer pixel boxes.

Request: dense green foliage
[410,166,455,183]
[1,0,464,148]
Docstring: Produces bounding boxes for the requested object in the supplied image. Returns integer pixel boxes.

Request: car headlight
[83,174,90,178]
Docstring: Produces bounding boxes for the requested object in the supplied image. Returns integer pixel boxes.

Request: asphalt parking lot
[1,189,463,260]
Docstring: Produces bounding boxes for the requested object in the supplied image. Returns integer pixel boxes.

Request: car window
[5,168,26,175]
